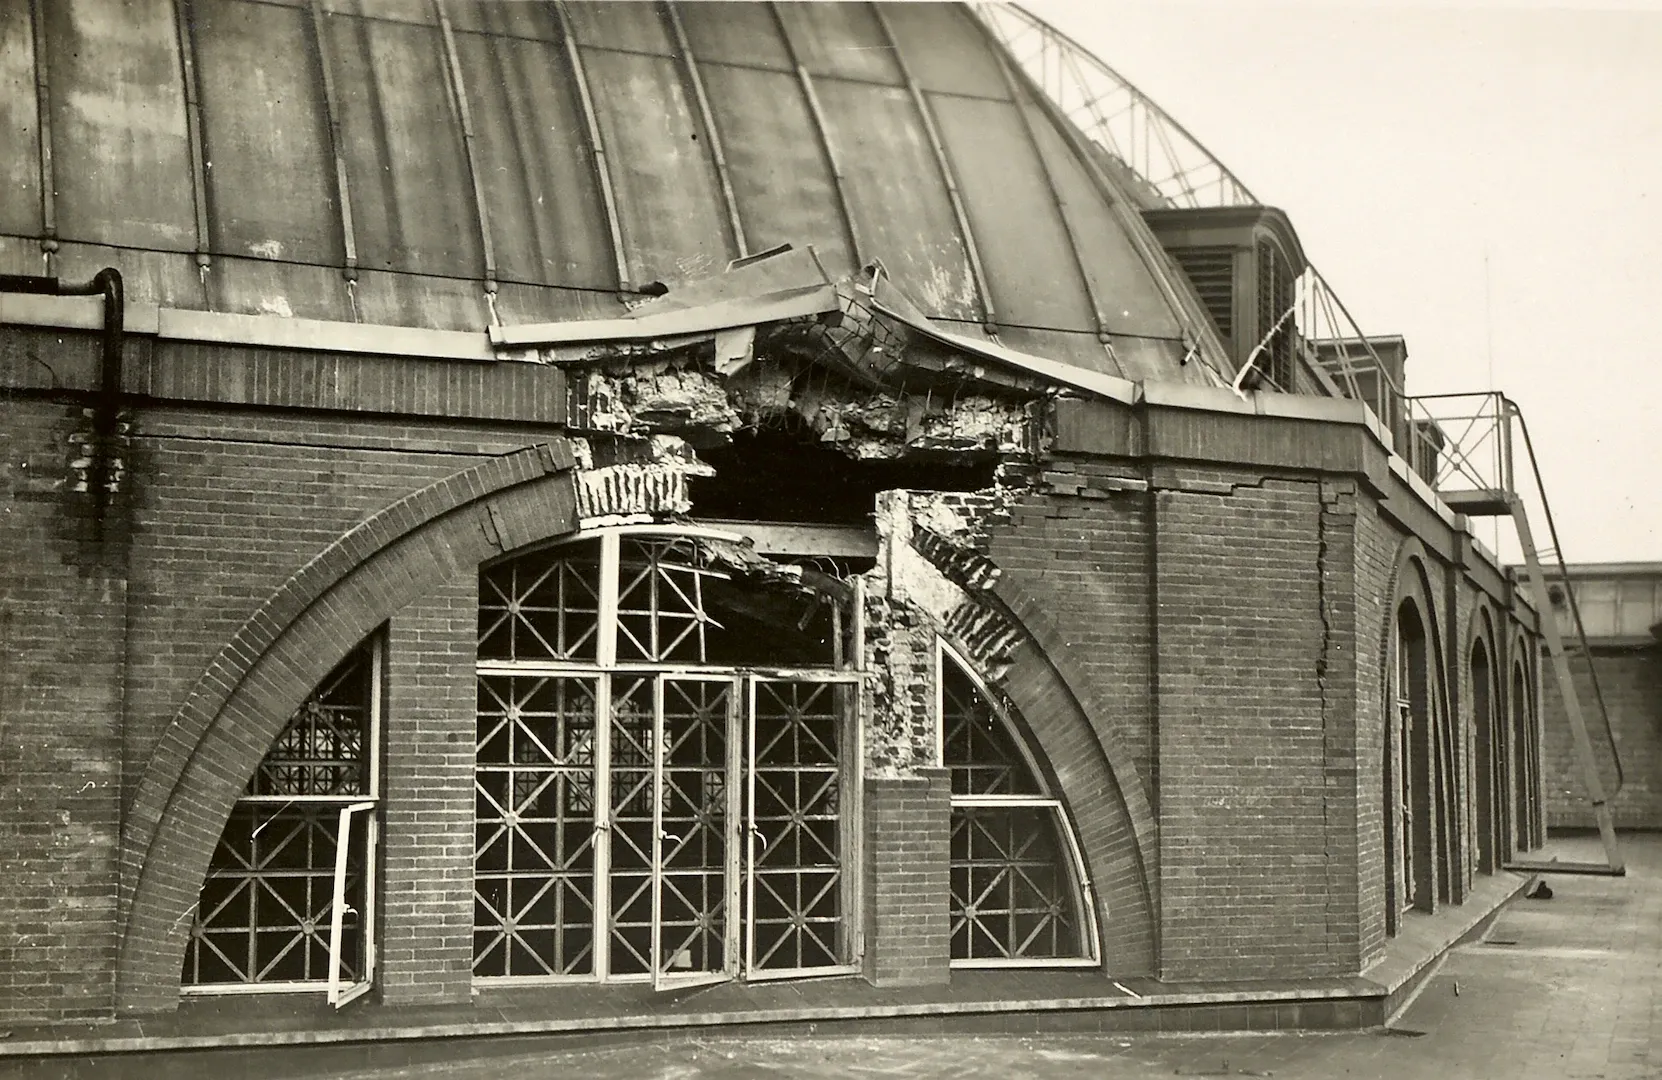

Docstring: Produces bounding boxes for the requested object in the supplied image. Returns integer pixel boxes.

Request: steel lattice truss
[186,806,366,985]
[185,640,379,989]
[973,5,1400,409]
[478,540,603,662]
[473,674,600,978]
[247,648,371,797]
[473,532,856,985]
[972,3,1256,210]
[941,654,1090,963]
[749,680,845,972]
[616,538,722,663]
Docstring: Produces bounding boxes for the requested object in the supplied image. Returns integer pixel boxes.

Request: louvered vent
[1256,240,1294,390]
[1170,246,1235,339]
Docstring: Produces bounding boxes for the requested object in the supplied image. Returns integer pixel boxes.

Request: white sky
[1027,0,1662,564]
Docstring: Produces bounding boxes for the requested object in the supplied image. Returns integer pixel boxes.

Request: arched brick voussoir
[115,442,578,1014]
[985,572,1161,947]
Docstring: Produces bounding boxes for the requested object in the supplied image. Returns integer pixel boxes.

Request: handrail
[1404,390,1627,803]
[973,4,1401,411]
[1510,399,1624,800]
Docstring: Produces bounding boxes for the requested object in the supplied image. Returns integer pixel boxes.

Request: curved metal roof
[0,0,1227,383]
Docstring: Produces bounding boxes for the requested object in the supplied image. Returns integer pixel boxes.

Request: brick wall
[379,575,479,1004]
[862,770,951,987]
[1541,648,1662,829]
[0,401,125,1023]
[1153,471,1354,981]
[1352,502,1395,966]
[120,407,540,818]
[986,460,1154,804]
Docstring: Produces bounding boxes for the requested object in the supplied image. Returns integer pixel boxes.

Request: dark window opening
[689,425,997,524]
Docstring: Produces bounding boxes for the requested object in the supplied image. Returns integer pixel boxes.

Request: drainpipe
[1,267,125,537]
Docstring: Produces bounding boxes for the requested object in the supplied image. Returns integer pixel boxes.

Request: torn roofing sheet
[491,245,1136,405]
[489,246,839,347]
[864,267,1136,405]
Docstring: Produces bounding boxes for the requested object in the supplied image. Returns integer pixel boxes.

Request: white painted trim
[158,307,498,361]
[179,981,329,996]
[951,957,1101,970]
[490,285,837,347]
[0,293,500,361]
[936,643,1102,966]
[690,519,878,560]
[326,801,377,1008]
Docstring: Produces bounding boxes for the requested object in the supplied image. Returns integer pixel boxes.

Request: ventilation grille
[1170,246,1235,339]
[1256,240,1294,389]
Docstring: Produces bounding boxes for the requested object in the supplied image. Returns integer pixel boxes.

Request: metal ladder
[1424,393,1625,877]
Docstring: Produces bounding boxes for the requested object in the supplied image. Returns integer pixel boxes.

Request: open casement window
[473,528,862,988]
[184,638,382,1005]
[938,642,1098,967]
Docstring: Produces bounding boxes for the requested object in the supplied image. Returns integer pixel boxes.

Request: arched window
[183,637,381,1005]
[1389,602,1437,929]
[1510,659,1540,852]
[938,644,1096,966]
[1471,638,1498,874]
[473,528,859,988]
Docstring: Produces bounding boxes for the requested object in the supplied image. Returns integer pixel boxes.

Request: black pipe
[1,267,125,536]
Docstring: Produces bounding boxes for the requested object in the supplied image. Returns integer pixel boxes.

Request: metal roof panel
[194,0,342,266]
[45,0,196,252]
[0,4,41,237]
[326,11,482,276]
[700,62,855,277]
[456,27,615,289]
[582,45,734,286]
[815,77,977,321]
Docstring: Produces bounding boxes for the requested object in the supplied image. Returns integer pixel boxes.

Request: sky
[1026,0,1662,565]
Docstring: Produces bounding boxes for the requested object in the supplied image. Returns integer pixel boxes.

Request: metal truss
[972,4,1256,210]
[937,643,1096,966]
[185,639,381,1002]
[973,5,1401,405]
[474,528,860,987]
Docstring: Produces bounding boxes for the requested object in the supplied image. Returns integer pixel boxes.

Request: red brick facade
[0,323,1547,1024]
[862,771,952,987]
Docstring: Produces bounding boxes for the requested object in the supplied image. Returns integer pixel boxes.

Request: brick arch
[934,572,1158,977]
[1378,538,1449,709]
[1383,542,1463,913]
[115,442,579,1013]
[1504,625,1543,851]
[1466,604,1503,873]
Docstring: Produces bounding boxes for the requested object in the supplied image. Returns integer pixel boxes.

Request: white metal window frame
[183,637,383,999]
[475,526,865,988]
[744,674,863,983]
[936,638,1101,969]
[328,801,379,1006]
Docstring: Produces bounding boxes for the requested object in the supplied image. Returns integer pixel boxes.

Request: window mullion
[598,532,620,668]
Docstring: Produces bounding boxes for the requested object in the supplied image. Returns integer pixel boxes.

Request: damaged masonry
[530,247,1069,777]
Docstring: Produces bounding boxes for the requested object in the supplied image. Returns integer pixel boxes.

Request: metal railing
[972,3,1256,209]
[1404,392,1624,807]
[972,4,1402,414]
